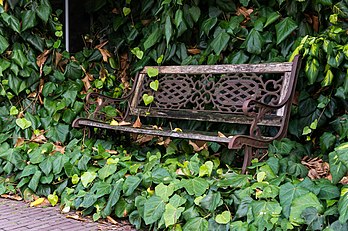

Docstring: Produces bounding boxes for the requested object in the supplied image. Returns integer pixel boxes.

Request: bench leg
[242,146,253,174]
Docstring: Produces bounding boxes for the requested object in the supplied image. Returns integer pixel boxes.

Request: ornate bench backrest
[129,57,300,126]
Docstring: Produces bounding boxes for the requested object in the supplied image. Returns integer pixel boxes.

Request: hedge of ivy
[0,0,347,230]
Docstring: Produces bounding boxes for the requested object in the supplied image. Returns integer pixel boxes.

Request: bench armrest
[242,98,289,117]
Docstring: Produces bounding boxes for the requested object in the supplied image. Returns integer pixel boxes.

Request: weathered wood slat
[141,63,293,74]
[129,108,282,126]
[75,118,232,143]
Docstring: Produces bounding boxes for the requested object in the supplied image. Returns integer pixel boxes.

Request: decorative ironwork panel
[135,72,285,114]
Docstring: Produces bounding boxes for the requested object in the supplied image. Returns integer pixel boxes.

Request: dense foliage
[0,0,347,230]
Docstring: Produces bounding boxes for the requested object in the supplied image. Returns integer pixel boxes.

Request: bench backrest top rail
[141,62,294,74]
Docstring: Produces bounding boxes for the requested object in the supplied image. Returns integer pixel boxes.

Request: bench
[72,55,302,173]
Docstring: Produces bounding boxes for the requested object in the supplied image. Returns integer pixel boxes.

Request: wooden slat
[129,108,283,126]
[75,118,232,143]
[141,63,293,74]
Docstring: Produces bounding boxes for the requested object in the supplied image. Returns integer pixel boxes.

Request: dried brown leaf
[136,135,154,144]
[15,137,25,147]
[54,144,65,154]
[187,48,201,55]
[66,214,86,222]
[1,194,23,201]
[107,216,118,225]
[82,73,93,92]
[36,49,51,76]
[218,131,227,138]
[189,140,207,152]
[119,121,132,126]
[98,48,111,62]
[133,116,142,128]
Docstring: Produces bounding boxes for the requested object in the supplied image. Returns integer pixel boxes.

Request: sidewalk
[0,198,136,231]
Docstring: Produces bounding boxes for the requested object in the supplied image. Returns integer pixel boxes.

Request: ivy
[0,0,347,230]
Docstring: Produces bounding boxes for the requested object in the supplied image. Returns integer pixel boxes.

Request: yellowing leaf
[110,120,119,126]
[30,197,45,207]
[173,128,182,132]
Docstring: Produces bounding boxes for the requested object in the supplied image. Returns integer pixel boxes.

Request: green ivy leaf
[143,28,161,51]
[143,196,165,225]
[183,217,208,231]
[189,6,201,22]
[264,11,280,28]
[21,10,37,32]
[146,67,159,77]
[275,17,298,45]
[155,183,174,202]
[210,31,230,55]
[199,161,213,177]
[98,164,117,180]
[1,13,20,33]
[52,154,70,174]
[217,173,250,188]
[169,194,187,208]
[149,80,159,91]
[102,179,124,217]
[305,58,320,85]
[21,165,39,178]
[0,35,9,54]
[163,203,185,227]
[301,207,325,231]
[289,192,323,226]
[338,187,348,223]
[181,178,209,196]
[131,47,144,59]
[201,17,217,36]
[81,171,97,187]
[215,211,231,224]
[48,193,58,206]
[39,157,53,175]
[142,94,154,106]
[12,44,28,69]
[46,124,69,143]
[123,7,131,16]
[16,118,32,130]
[329,149,348,184]
[123,176,142,196]
[165,15,172,46]
[279,182,309,218]
[245,29,264,54]
[36,2,51,23]
[28,171,42,192]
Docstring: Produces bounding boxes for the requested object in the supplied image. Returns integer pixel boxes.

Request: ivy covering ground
[0,0,347,230]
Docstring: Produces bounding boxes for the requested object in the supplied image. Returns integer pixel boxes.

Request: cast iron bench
[72,55,301,173]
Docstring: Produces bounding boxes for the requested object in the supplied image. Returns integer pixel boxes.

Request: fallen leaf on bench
[133,116,142,128]
[173,128,183,132]
[110,120,119,126]
[218,131,227,138]
[119,121,131,126]
[152,125,163,130]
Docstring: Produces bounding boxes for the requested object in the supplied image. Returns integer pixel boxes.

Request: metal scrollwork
[137,72,285,114]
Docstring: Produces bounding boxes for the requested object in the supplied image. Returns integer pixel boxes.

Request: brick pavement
[0,198,136,231]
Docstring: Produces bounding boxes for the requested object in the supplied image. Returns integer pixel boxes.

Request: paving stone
[0,198,137,231]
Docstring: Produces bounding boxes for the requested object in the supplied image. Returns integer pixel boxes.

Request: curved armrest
[242,98,289,117]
